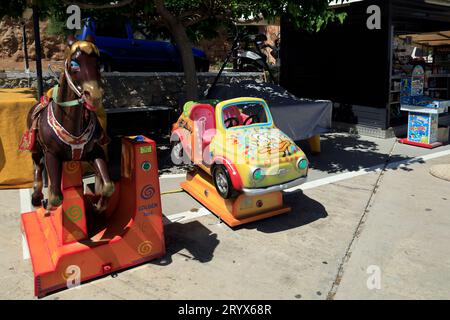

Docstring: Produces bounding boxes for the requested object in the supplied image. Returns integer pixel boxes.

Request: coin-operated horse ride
[19,36,165,297]
[171,98,309,227]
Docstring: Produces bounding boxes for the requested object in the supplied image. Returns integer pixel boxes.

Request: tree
[138,0,349,100]
[2,0,348,101]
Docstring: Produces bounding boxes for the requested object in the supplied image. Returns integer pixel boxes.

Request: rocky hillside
[0,16,65,63]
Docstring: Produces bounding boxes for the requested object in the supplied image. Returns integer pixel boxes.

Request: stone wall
[0,72,264,112]
[0,17,65,62]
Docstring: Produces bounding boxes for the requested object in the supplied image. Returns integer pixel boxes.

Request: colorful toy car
[171,97,309,198]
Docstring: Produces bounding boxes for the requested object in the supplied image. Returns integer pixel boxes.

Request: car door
[132,29,176,71]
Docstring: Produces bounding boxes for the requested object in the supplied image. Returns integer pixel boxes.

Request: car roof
[216,97,268,109]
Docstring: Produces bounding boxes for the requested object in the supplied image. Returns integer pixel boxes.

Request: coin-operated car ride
[171,97,309,200]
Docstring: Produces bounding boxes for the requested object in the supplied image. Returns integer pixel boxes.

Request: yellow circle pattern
[64,161,80,174]
[137,241,153,256]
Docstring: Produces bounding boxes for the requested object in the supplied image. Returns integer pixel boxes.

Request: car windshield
[95,20,128,38]
[222,102,269,129]
[133,30,147,40]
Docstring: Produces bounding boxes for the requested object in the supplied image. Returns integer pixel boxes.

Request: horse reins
[46,58,98,160]
[51,58,96,110]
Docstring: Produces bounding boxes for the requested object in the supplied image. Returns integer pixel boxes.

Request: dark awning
[399,30,450,46]
[392,0,450,33]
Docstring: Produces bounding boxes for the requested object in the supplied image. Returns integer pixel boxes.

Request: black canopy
[208,80,332,141]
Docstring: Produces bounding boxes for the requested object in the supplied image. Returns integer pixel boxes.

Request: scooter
[234,33,277,83]
[205,30,278,98]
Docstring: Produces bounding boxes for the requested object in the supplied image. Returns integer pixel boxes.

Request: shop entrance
[390,31,450,127]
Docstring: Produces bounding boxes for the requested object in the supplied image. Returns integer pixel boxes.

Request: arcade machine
[21,136,165,297]
[399,65,450,148]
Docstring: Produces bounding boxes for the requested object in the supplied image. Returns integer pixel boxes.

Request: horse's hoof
[49,195,63,208]
[94,204,107,213]
[93,199,109,213]
[102,182,115,197]
[31,193,44,207]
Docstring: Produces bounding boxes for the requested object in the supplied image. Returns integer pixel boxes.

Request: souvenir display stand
[399,66,450,148]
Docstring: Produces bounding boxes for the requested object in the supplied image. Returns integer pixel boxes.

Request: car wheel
[99,58,113,72]
[195,57,210,72]
[212,165,235,199]
[201,59,210,72]
[171,140,185,165]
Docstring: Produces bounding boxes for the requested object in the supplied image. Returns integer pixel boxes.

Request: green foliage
[46,16,70,36]
[1,0,67,21]
[0,0,28,18]
[155,0,349,39]
[0,0,348,100]
[2,0,347,35]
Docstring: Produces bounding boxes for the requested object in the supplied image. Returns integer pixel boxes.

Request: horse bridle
[51,57,96,110]
[65,58,84,98]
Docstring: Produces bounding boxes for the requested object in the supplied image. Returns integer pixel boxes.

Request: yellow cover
[0,88,108,189]
[0,88,37,189]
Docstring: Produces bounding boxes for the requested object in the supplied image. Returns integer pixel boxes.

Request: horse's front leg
[91,146,115,211]
[44,152,63,209]
[31,148,45,207]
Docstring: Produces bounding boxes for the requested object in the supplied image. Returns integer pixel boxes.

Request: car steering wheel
[243,114,260,125]
[224,117,240,128]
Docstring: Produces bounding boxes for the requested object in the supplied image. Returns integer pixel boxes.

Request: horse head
[64,35,103,112]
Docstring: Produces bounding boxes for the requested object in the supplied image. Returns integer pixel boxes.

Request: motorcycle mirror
[244,34,256,41]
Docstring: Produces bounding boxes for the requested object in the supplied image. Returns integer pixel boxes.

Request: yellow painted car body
[172,97,308,196]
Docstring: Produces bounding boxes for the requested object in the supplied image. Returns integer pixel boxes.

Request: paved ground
[1,133,450,299]
[334,155,450,300]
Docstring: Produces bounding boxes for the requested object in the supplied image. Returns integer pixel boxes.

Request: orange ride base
[21,137,165,297]
[398,138,442,149]
[181,169,291,227]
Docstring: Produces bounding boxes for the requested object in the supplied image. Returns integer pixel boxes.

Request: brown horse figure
[25,36,114,211]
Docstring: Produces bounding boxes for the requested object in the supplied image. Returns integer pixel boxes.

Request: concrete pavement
[333,155,450,299]
[1,133,450,299]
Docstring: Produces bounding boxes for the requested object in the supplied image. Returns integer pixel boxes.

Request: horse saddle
[19,91,110,153]
[18,95,51,152]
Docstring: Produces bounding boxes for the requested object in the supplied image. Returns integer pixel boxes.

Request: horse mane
[65,41,100,58]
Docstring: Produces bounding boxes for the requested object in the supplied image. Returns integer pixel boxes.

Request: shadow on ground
[240,190,328,233]
[297,134,422,174]
[155,133,425,177]
[152,220,219,266]
[156,146,191,175]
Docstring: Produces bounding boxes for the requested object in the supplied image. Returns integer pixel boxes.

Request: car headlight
[297,158,308,170]
[252,168,264,181]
